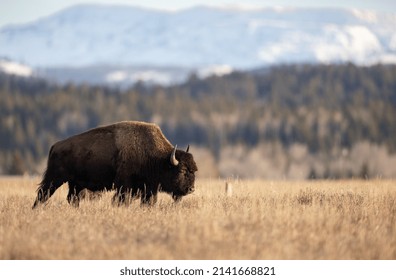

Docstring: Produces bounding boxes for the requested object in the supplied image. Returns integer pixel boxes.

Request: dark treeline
[1,63,396,178]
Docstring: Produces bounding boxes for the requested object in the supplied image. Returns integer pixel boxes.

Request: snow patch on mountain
[314,25,382,63]
[0,59,33,77]
[198,65,233,78]
[106,69,176,85]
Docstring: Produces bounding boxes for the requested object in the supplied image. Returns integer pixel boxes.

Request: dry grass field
[0,176,395,260]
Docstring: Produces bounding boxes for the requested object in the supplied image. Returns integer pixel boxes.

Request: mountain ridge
[1,4,395,67]
[0,4,395,85]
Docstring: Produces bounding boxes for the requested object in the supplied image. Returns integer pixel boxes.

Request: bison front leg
[113,171,135,206]
[112,186,128,206]
[141,192,157,206]
[141,185,158,206]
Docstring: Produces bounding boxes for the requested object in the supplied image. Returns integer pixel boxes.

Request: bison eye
[181,167,192,175]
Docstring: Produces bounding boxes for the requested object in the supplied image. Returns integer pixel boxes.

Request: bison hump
[114,121,173,158]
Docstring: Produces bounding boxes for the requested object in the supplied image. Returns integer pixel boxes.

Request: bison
[32,121,198,208]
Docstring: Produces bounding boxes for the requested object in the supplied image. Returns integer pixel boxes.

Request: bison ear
[170,145,179,166]
[186,145,190,153]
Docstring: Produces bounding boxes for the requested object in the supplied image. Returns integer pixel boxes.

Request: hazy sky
[1,0,395,28]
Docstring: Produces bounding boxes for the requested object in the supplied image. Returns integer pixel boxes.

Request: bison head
[164,145,198,201]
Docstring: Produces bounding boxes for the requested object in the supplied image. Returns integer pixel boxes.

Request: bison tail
[32,168,50,209]
[36,167,49,191]
[32,167,62,209]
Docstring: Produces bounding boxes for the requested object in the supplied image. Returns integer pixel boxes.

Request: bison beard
[32,121,198,209]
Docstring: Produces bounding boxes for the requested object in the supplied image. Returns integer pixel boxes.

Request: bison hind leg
[67,182,81,207]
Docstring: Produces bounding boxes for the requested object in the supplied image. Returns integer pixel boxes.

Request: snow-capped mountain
[0,4,395,84]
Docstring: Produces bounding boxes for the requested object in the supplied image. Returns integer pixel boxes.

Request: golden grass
[0,176,395,260]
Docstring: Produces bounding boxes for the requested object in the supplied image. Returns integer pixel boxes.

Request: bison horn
[186,145,190,153]
[170,145,179,166]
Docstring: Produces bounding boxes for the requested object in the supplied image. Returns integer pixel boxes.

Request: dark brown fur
[32,121,198,208]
